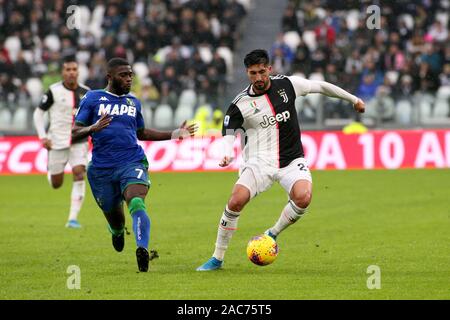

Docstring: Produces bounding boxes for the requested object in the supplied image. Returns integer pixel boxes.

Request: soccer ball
[246,234,278,266]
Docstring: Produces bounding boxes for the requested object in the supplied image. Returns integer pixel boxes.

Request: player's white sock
[269,200,305,237]
[213,205,241,261]
[68,180,85,221]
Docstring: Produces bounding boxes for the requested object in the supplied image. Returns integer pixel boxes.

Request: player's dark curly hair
[244,49,270,68]
[107,57,130,72]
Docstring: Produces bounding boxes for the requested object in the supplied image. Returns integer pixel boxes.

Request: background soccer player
[72,58,197,272]
[197,49,365,271]
[33,57,90,228]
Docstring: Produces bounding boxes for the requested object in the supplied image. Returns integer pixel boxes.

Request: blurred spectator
[42,63,61,91]
[207,109,225,137]
[357,73,379,102]
[190,105,212,137]
[270,33,295,65]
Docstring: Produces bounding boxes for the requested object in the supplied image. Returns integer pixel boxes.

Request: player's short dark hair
[61,56,77,69]
[63,56,77,64]
[107,57,130,72]
[244,49,270,68]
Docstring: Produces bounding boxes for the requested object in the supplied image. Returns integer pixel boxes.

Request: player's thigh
[117,162,151,200]
[278,157,313,196]
[236,165,273,199]
[48,148,69,175]
[87,166,122,213]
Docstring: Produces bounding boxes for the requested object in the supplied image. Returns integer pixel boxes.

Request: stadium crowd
[0,0,248,131]
[274,0,450,125]
[0,0,449,132]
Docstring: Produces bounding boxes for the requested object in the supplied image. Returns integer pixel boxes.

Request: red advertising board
[1,129,449,174]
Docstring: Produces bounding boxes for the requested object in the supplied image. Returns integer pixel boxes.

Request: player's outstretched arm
[309,80,365,113]
[137,121,198,141]
[72,113,112,143]
[289,76,365,113]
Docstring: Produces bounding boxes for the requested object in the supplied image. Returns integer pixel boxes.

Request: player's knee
[72,166,85,181]
[228,194,249,212]
[291,190,312,209]
[128,197,147,215]
[50,179,63,189]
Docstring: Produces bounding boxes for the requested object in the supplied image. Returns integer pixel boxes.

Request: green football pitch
[0,169,449,300]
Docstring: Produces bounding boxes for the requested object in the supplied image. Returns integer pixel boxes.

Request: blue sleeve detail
[136,99,145,129]
[75,91,94,126]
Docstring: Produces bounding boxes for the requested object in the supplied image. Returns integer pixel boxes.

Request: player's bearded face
[247,64,271,92]
[110,66,133,95]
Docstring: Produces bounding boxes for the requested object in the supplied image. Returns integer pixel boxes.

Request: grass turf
[0,169,449,299]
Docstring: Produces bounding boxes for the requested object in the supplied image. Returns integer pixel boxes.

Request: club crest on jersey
[126,98,135,107]
[250,101,260,114]
[98,103,137,117]
[260,111,291,128]
[278,89,288,103]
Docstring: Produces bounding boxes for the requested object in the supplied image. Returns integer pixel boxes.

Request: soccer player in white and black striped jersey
[197,49,365,271]
[33,58,90,229]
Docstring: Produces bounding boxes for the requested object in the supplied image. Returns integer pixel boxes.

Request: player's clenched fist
[219,156,233,167]
[353,98,365,113]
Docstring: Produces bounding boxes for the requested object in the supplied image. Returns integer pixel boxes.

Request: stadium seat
[400,14,414,30]
[283,31,301,52]
[302,30,317,51]
[12,107,27,130]
[309,72,324,82]
[346,10,360,31]
[395,100,412,124]
[432,99,449,118]
[178,89,197,109]
[199,45,213,64]
[141,105,153,127]
[0,108,12,128]
[21,50,34,64]
[4,36,21,62]
[26,78,43,105]
[314,7,327,20]
[435,12,448,27]
[77,63,89,84]
[236,0,252,11]
[174,104,194,125]
[76,50,91,65]
[419,97,433,121]
[44,35,61,52]
[436,86,450,100]
[385,71,399,85]
[217,46,234,81]
[133,62,149,81]
[153,104,173,129]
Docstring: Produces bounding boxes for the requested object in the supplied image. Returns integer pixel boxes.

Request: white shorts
[48,142,89,175]
[236,157,312,198]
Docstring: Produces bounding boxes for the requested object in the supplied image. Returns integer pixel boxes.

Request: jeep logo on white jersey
[98,103,137,117]
[260,111,291,128]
